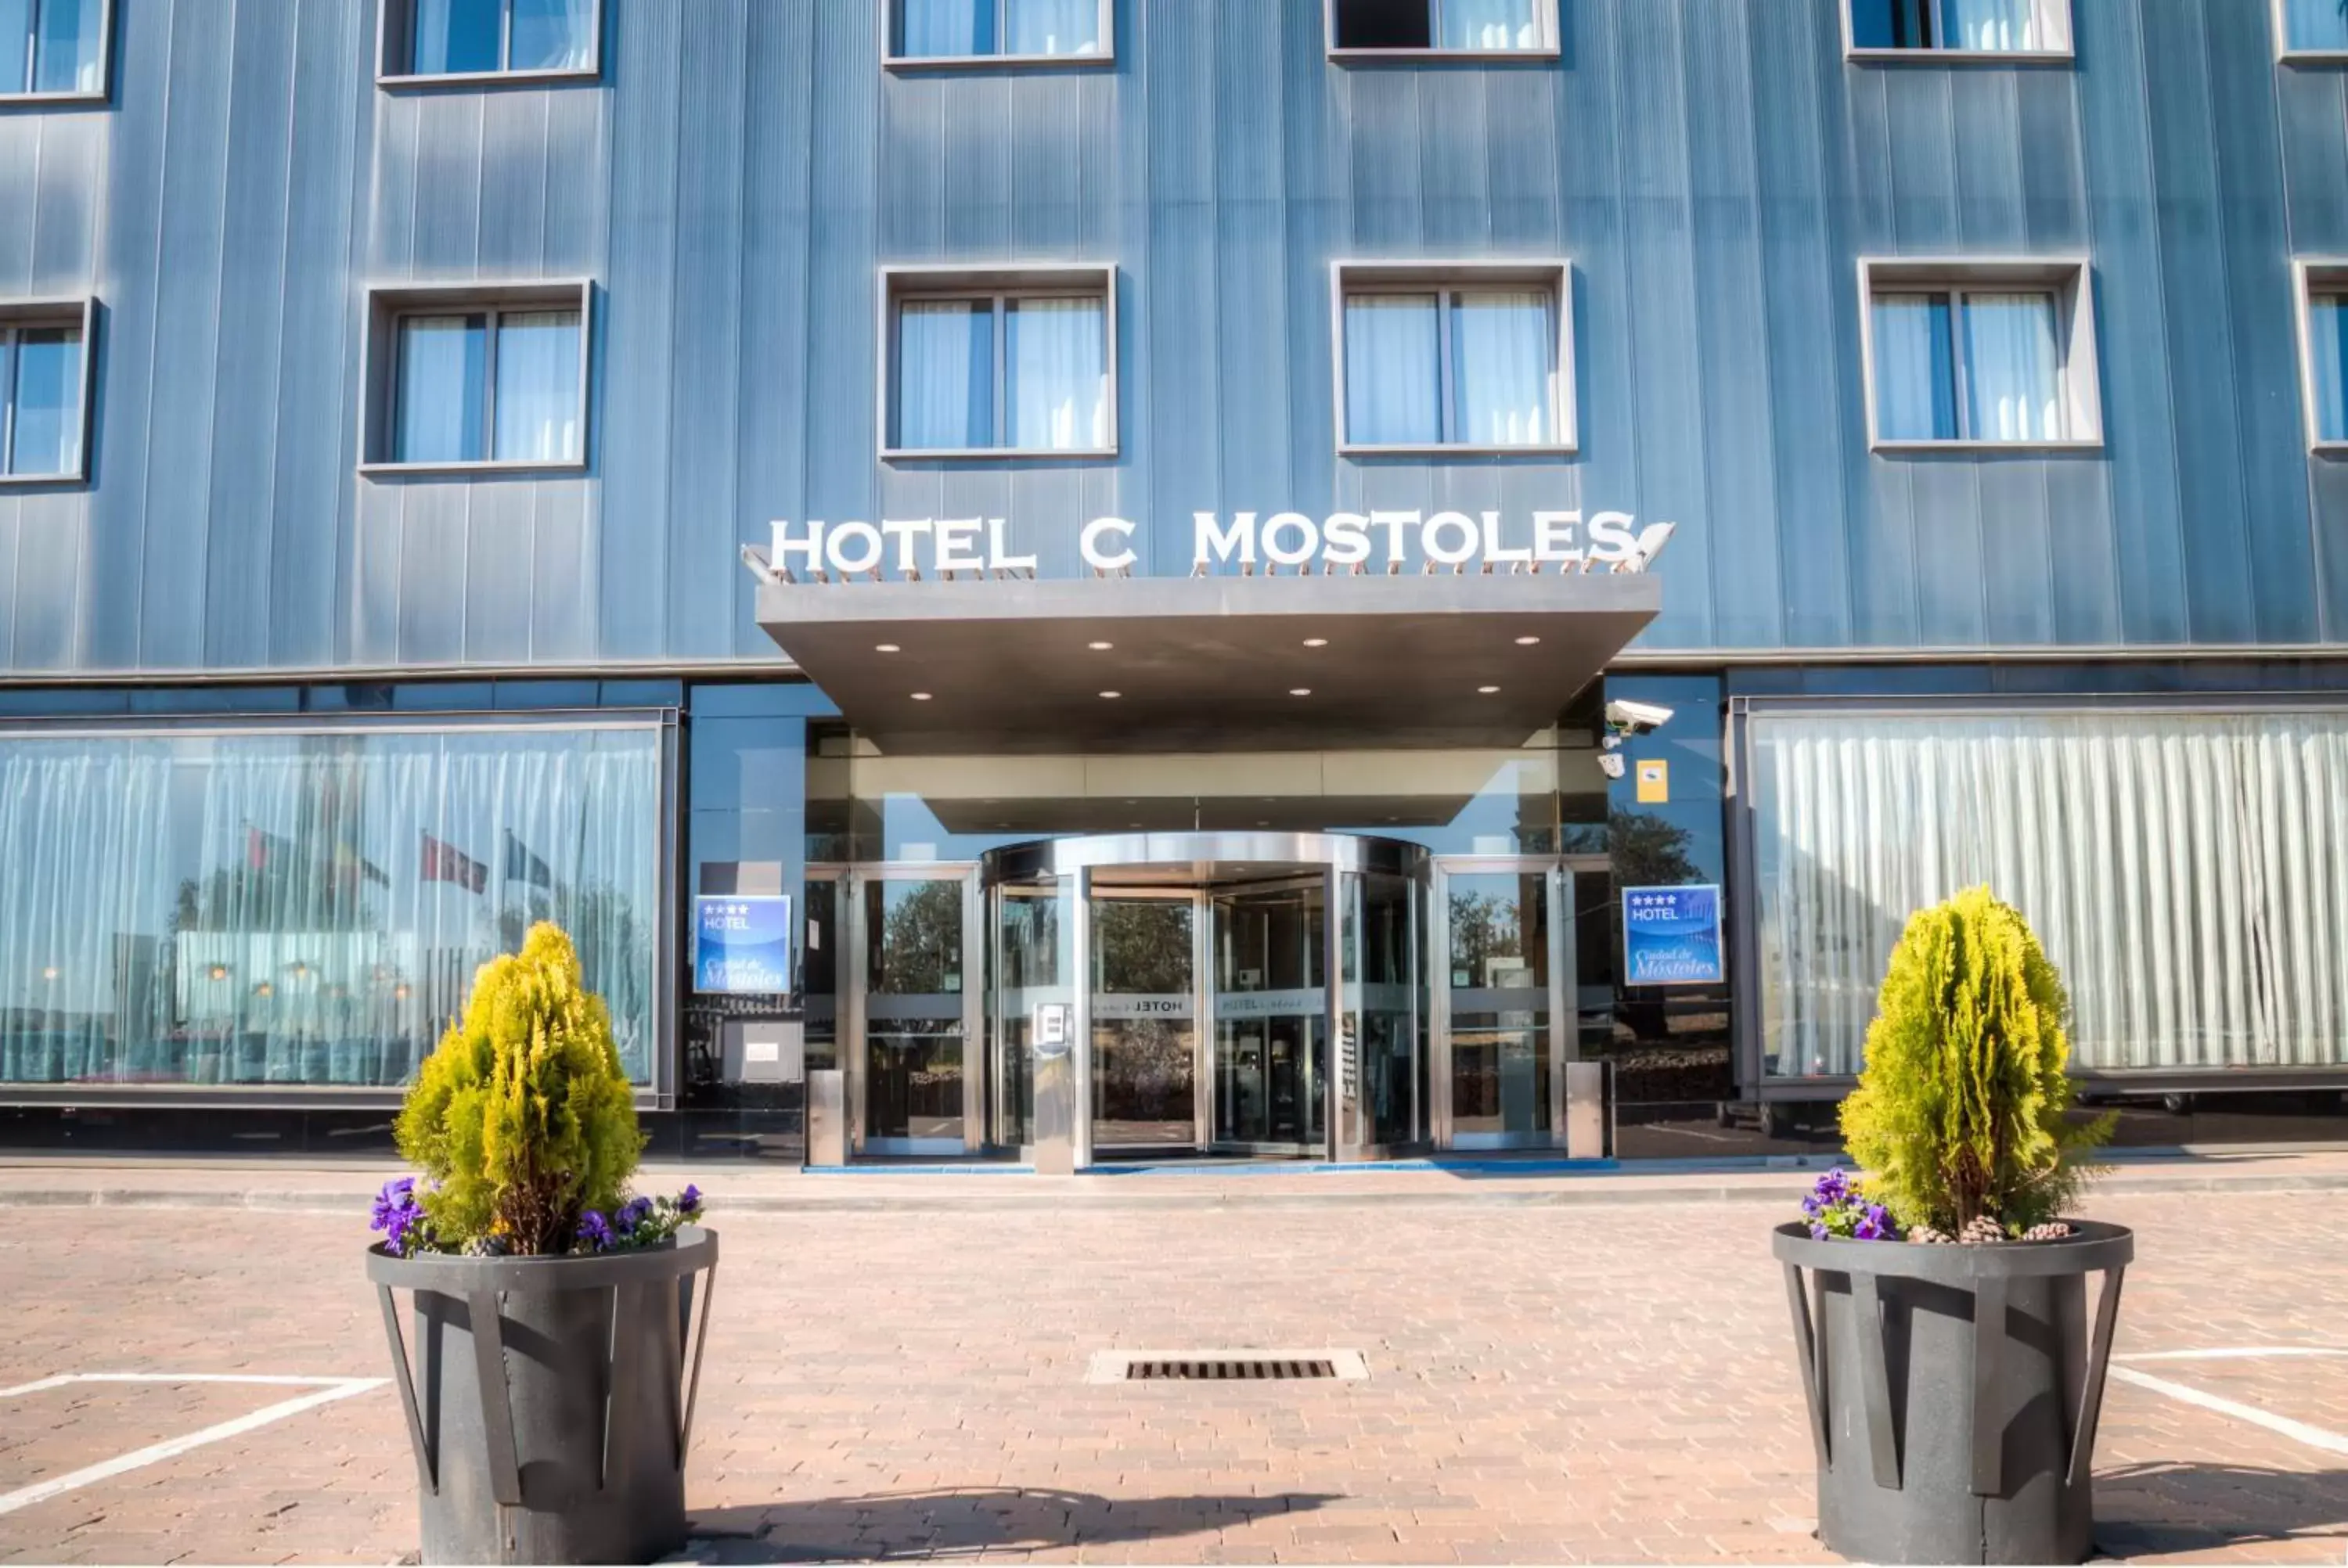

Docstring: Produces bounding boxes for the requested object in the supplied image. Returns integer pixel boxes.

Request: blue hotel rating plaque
[1621,884,1724,986]
[693,894,793,994]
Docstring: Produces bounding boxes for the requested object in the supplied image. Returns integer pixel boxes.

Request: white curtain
[896,300,993,450]
[1005,0,1102,55]
[1961,291,2062,441]
[2284,0,2348,51]
[899,0,990,56]
[1869,293,1957,441]
[1439,0,1542,50]
[30,0,104,91]
[2314,297,2348,444]
[508,0,596,71]
[1006,296,1107,450]
[0,727,661,1089]
[409,0,502,74]
[394,315,486,463]
[1450,290,1554,445]
[1752,711,2348,1079]
[492,310,582,463]
[5,325,81,477]
[1939,0,2043,50]
[1344,293,1442,446]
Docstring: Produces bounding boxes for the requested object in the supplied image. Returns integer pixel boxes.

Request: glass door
[1437,861,1566,1149]
[1089,893,1201,1154]
[852,868,979,1156]
[1209,879,1327,1155]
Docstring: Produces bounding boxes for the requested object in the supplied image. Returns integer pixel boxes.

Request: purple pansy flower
[677,1185,701,1217]
[616,1196,654,1235]
[576,1210,614,1253]
[369,1176,427,1257]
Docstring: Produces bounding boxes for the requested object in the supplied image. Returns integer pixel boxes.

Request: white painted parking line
[0,1373,387,1519]
[2109,1349,2348,1462]
[2115,1346,2348,1363]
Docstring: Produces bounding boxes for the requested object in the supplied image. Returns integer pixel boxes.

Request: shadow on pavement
[682,1487,1343,1562]
[2094,1461,2348,1558]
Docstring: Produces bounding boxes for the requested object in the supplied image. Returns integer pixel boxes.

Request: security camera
[1605,698,1675,735]
[1596,752,1626,781]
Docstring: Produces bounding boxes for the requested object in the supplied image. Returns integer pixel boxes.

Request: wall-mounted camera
[1597,753,1627,781]
[1604,698,1675,735]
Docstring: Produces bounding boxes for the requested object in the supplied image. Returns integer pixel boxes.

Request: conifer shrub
[391,922,646,1256]
[1838,886,2112,1237]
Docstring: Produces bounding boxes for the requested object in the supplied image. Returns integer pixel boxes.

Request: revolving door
[983,832,1429,1171]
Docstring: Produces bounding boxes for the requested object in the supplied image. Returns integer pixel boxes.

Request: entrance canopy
[755,572,1658,754]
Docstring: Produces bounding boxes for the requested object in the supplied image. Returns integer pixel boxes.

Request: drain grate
[1086,1348,1370,1384]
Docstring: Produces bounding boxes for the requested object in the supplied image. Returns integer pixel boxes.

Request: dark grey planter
[366,1226,719,1566]
[1771,1221,2132,1565]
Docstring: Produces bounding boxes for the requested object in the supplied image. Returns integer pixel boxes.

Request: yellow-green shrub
[1839,886,2111,1235]
[394,922,644,1255]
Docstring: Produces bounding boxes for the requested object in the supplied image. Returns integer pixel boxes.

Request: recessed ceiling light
[1088,640,1114,651]
[1514,635,1540,646]
[1478,685,1501,694]
[1099,690,1122,699]
[1302,637,1328,648]
[1290,687,1312,696]
[909,692,933,701]
[876,642,901,653]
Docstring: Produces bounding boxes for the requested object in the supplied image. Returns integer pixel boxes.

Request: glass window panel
[1439,0,1541,50]
[491,309,582,463]
[0,725,662,1089]
[5,325,81,477]
[394,315,488,464]
[2314,296,2348,444]
[1449,290,1554,446]
[1333,0,1433,49]
[898,0,993,56]
[1961,290,2062,441]
[1849,0,1932,48]
[1869,292,1959,441]
[1004,0,1100,54]
[1937,0,2042,49]
[2,0,34,92]
[409,0,502,74]
[30,0,101,92]
[507,0,594,71]
[1006,295,1107,451]
[2285,0,2348,50]
[1343,293,1442,446]
[895,299,994,450]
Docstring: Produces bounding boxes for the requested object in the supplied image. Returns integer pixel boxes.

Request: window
[0,0,107,100]
[378,0,598,84]
[1327,0,1557,56]
[1334,263,1571,453]
[881,267,1115,458]
[2295,261,2348,451]
[0,300,92,484]
[1858,259,2100,449]
[362,282,589,473]
[2277,0,2348,58]
[1844,0,2072,58]
[886,0,1111,65]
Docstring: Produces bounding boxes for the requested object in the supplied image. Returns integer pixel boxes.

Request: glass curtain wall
[0,724,662,1088]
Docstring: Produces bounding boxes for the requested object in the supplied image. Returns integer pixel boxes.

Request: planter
[366,1227,719,1566]
[1771,1221,2132,1565]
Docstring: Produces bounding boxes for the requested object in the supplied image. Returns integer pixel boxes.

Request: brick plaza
[2,1167,2345,1563]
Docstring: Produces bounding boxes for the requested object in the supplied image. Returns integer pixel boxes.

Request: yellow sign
[1635,758,1669,804]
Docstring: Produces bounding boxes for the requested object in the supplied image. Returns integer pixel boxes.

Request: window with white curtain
[1329,0,1555,53]
[1846,0,2072,55]
[890,0,1109,61]
[1339,267,1566,451]
[1750,708,2348,1080]
[387,0,597,81]
[2297,267,2348,449]
[1862,261,2098,448]
[370,284,589,470]
[0,311,88,480]
[1,0,106,97]
[2279,0,2348,55]
[885,270,1113,455]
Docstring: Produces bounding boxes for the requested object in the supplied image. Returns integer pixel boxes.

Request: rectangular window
[0,721,664,1091]
[384,0,596,82]
[889,0,1110,63]
[0,309,88,481]
[1,0,106,99]
[1329,0,1553,53]
[368,283,589,472]
[1337,266,1567,451]
[1846,0,2071,56]
[1860,261,2098,448]
[2310,294,2348,444]
[2279,0,2348,55]
[884,268,1113,457]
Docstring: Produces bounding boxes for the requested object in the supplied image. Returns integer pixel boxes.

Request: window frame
[2274,0,2348,63]
[0,0,112,106]
[1856,257,2102,453]
[1840,0,2074,64]
[1324,0,1562,61]
[880,0,1116,70]
[2292,258,2348,455]
[877,264,1118,462]
[0,297,95,487]
[1330,259,1576,458]
[359,279,593,477]
[376,0,603,89]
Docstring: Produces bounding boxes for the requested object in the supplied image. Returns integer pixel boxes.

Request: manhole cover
[1086,1349,1370,1383]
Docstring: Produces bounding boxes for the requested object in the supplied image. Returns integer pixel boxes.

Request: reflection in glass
[1006,297,1107,451]
[4,325,83,477]
[1343,293,1441,446]
[1091,897,1194,1150]
[1870,292,1957,441]
[2286,0,2348,50]
[2317,298,2348,444]
[897,0,992,56]
[1212,883,1325,1150]
[26,0,103,92]
[508,0,594,71]
[492,311,583,463]
[1450,290,1555,446]
[1447,871,1550,1140]
[895,300,993,451]
[1349,872,1418,1147]
[394,315,488,463]
[992,880,1063,1149]
[863,878,966,1145]
[1005,0,1101,54]
[801,879,838,1073]
[1439,0,1543,50]
[0,725,661,1088]
[409,0,502,74]
[1961,291,2062,441]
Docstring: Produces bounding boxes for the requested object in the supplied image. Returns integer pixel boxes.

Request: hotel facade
[2,0,2346,1163]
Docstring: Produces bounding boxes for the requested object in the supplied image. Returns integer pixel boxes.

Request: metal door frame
[1431,855,1576,1151]
[844,861,984,1157]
